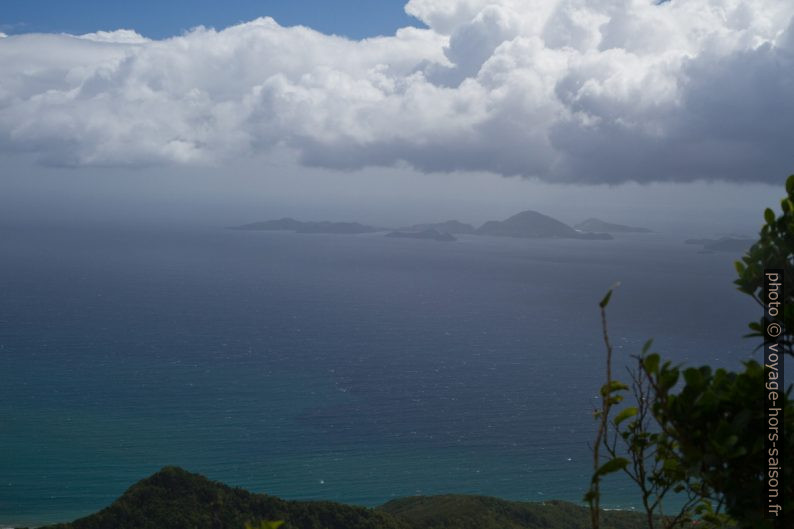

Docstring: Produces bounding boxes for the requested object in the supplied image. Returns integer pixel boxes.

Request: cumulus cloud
[77,29,150,44]
[0,0,792,184]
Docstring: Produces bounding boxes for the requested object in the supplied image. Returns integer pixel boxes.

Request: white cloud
[0,1,792,184]
[77,29,150,44]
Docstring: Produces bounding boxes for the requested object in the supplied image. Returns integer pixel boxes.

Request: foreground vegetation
[38,466,648,529]
[588,176,794,528]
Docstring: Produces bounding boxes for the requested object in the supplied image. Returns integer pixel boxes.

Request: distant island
[386,229,457,241]
[684,237,755,253]
[574,218,651,233]
[229,218,379,234]
[397,220,476,234]
[476,210,612,240]
[229,211,615,241]
[42,467,649,529]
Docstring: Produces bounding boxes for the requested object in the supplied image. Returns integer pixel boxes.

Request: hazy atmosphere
[2,0,792,228]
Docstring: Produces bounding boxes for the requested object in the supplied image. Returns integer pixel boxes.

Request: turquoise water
[0,224,767,526]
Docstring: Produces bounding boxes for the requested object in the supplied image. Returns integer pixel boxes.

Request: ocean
[0,223,768,526]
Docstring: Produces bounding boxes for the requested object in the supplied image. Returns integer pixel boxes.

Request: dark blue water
[0,224,766,526]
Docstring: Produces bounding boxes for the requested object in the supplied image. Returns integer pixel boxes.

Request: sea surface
[0,223,774,526]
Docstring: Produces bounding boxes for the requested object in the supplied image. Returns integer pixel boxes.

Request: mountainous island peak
[477,210,612,240]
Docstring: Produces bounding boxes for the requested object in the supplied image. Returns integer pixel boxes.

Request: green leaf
[786,174,794,195]
[683,368,702,388]
[642,353,660,374]
[748,321,763,332]
[641,339,653,355]
[600,380,629,396]
[599,290,613,308]
[764,208,776,225]
[613,406,638,426]
[595,457,629,478]
[659,369,680,391]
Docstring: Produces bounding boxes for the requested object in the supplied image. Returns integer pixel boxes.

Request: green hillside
[36,467,648,529]
[380,495,646,529]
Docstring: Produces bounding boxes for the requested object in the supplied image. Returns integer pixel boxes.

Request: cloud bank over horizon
[1,0,792,184]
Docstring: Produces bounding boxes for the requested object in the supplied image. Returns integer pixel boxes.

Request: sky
[0,0,421,40]
[1,0,792,231]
